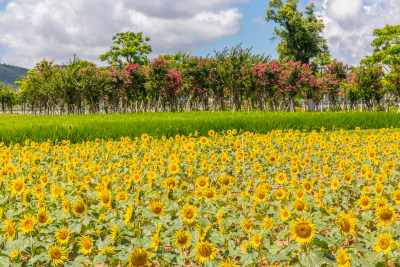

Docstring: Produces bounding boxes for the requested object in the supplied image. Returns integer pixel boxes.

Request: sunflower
[279,208,291,222]
[275,188,286,200]
[377,205,396,227]
[274,172,287,185]
[254,188,268,202]
[10,249,18,259]
[336,248,351,267]
[330,178,340,191]
[78,235,93,255]
[2,219,16,240]
[204,187,217,200]
[291,217,315,244]
[149,199,165,217]
[163,177,178,189]
[241,218,252,234]
[292,198,307,213]
[342,172,353,184]
[337,212,356,235]
[55,226,70,244]
[62,197,69,213]
[110,224,118,241]
[175,230,191,249]
[250,232,262,248]
[10,177,25,195]
[168,163,179,174]
[98,189,112,208]
[219,257,238,267]
[373,183,384,196]
[374,233,394,254]
[48,244,67,265]
[358,195,371,210]
[393,190,400,205]
[262,217,273,231]
[195,241,217,264]
[72,199,87,216]
[19,214,36,234]
[181,204,197,224]
[375,197,387,210]
[37,209,51,224]
[128,248,151,266]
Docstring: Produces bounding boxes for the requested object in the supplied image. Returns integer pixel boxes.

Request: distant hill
[0,63,28,89]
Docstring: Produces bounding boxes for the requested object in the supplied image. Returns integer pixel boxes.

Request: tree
[100,31,152,67]
[361,24,400,67]
[266,0,327,64]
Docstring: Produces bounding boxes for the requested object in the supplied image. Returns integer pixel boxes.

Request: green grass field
[1,111,399,144]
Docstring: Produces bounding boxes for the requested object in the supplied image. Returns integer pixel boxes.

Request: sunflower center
[184,210,194,219]
[76,203,85,213]
[199,244,212,257]
[38,214,47,223]
[52,251,61,259]
[101,193,110,203]
[84,241,92,249]
[341,219,350,232]
[15,182,23,191]
[296,223,311,238]
[60,232,68,240]
[131,253,147,266]
[379,239,390,250]
[153,206,162,214]
[380,209,393,221]
[178,235,188,244]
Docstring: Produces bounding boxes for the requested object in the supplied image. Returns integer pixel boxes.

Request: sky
[0,0,399,69]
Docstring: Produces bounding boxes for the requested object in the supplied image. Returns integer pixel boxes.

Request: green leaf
[0,257,9,267]
[74,255,92,265]
[312,238,329,249]
[299,251,324,267]
[93,255,107,265]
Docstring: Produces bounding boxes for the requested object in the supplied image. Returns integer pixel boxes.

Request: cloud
[312,0,400,65]
[0,0,245,68]
[251,17,267,27]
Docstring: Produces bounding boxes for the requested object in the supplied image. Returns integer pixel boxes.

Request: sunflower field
[1,127,400,266]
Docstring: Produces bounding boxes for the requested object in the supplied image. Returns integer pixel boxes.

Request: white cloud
[0,0,245,68]
[251,17,267,27]
[312,0,400,65]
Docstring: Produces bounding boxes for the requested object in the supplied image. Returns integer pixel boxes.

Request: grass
[1,111,400,144]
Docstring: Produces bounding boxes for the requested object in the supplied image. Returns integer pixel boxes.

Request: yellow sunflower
[392,190,400,205]
[219,257,239,267]
[358,195,371,210]
[175,230,191,249]
[37,209,51,225]
[274,172,287,185]
[374,233,394,254]
[337,212,356,235]
[336,248,351,267]
[149,199,165,217]
[204,187,217,200]
[262,217,273,231]
[2,219,16,240]
[55,226,70,244]
[250,232,262,248]
[78,235,93,255]
[196,176,209,189]
[241,218,252,234]
[376,205,396,227]
[291,217,315,244]
[181,204,197,224]
[330,178,340,191]
[301,179,313,193]
[19,214,36,234]
[292,198,307,213]
[168,162,179,174]
[48,244,67,265]
[195,241,217,264]
[10,177,25,195]
[279,208,291,222]
[72,199,87,216]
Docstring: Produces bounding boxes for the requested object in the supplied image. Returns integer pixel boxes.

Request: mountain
[0,63,28,89]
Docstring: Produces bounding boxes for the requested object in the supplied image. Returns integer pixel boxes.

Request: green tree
[266,0,327,64]
[100,31,152,67]
[361,24,400,67]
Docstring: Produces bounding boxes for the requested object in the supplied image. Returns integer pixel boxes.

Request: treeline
[2,46,400,114]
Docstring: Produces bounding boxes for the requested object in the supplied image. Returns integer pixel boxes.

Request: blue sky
[0,0,399,68]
